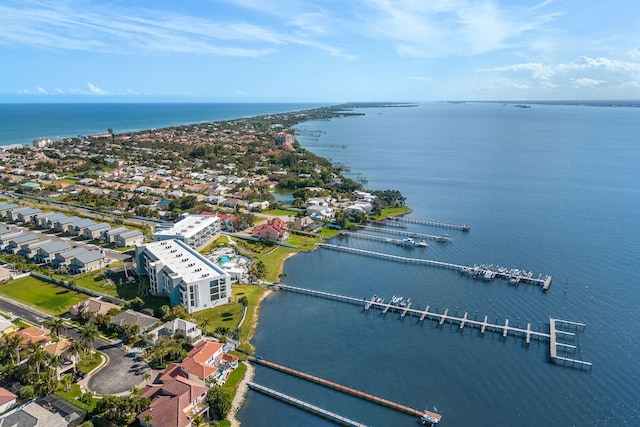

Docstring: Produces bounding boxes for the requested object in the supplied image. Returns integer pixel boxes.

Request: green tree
[207,386,232,419]
[29,345,48,375]
[44,318,66,339]
[80,322,99,356]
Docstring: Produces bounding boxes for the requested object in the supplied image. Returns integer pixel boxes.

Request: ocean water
[0,102,325,146]
[238,102,640,426]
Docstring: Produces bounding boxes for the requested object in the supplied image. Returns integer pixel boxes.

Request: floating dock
[273,284,591,369]
[358,225,452,242]
[388,216,470,231]
[249,356,442,423]
[319,244,552,290]
[247,382,368,427]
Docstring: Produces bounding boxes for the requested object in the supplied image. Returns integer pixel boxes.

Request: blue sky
[1,0,640,102]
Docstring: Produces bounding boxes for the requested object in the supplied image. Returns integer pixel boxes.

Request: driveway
[87,342,153,395]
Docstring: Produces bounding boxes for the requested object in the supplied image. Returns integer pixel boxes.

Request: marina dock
[340,231,429,248]
[273,284,591,369]
[388,216,470,231]
[247,382,368,427]
[358,225,452,242]
[319,243,552,290]
[249,356,442,423]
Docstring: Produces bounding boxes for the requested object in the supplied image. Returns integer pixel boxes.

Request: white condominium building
[153,215,221,249]
[135,239,231,314]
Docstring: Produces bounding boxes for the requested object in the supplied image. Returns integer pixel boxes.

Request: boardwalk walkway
[247,382,368,427]
[249,356,441,423]
[387,216,470,231]
[274,284,591,369]
[319,244,552,290]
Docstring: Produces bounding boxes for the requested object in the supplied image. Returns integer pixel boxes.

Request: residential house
[52,216,80,233]
[7,207,41,222]
[135,239,231,314]
[68,249,105,274]
[110,310,158,334]
[174,340,238,385]
[53,248,88,269]
[103,226,128,243]
[145,319,202,346]
[306,204,334,220]
[293,216,323,233]
[0,388,16,415]
[67,218,96,236]
[32,212,61,228]
[69,297,121,319]
[137,376,208,427]
[43,339,77,379]
[0,266,11,282]
[15,326,51,347]
[0,318,15,336]
[252,218,289,241]
[0,402,67,427]
[0,203,19,219]
[18,239,51,259]
[5,234,40,254]
[115,229,144,247]
[82,222,110,240]
[34,241,70,264]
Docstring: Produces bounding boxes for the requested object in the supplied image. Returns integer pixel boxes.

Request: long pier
[319,244,552,290]
[273,284,590,369]
[358,225,452,242]
[340,231,428,247]
[388,216,470,232]
[247,382,368,427]
[249,356,441,423]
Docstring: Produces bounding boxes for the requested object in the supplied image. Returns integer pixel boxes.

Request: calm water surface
[238,102,640,427]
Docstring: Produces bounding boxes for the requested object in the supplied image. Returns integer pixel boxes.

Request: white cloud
[628,47,640,58]
[571,77,607,88]
[86,82,110,95]
[36,86,48,94]
[481,55,640,92]
[410,76,432,82]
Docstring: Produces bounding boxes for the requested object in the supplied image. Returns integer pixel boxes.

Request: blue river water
[238,102,640,427]
[1,101,638,426]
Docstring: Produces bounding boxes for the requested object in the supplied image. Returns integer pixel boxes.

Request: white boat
[415,240,429,247]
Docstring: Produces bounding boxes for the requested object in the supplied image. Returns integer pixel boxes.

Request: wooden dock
[249,356,442,423]
[358,225,452,242]
[340,231,429,247]
[274,284,590,369]
[319,244,552,290]
[247,382,368,427]
[388,217,470,231]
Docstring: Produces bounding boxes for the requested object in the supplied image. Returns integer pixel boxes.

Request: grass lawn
[191,284,262,341]
[258,246,298,282]
[371,205,412,220]
[0,276,87,315]
[262,209,298,217]
[56,384,96,413]
[77,352,103,374]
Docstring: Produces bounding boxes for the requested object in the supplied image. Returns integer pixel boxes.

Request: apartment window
[189,286,196,306]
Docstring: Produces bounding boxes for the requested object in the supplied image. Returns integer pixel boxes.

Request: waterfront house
[252,218,289,241]
[136,376,209,427]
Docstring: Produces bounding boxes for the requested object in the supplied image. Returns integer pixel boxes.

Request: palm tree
[49,354,63,380]
[68,341,85,370]
[191,414,204,427]
[29,345,48,375]
[60,374,73,392]
[80,323,99,357]
[129,386,142,397]
[44,318,66,339]
[3,334,24,365]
